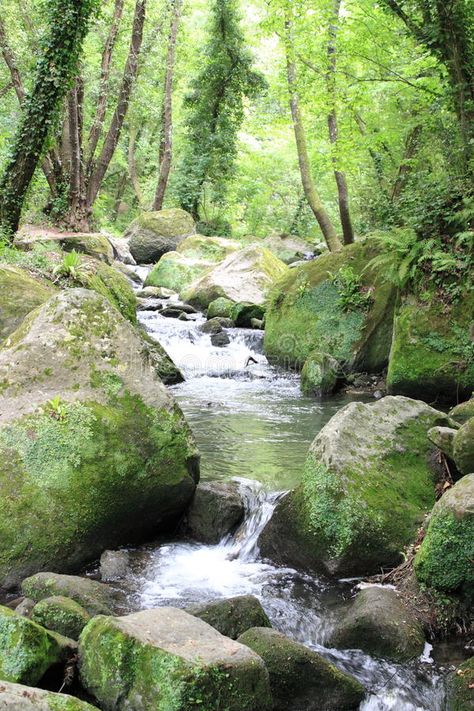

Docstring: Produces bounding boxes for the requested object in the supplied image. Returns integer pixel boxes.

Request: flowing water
[124,277,451,710]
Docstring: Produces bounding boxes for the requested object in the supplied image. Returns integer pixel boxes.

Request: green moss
[447,657,474,711]
[301,352,338,396]
[177,235,238,262]
[145,252,212,291]
[32,596,91,640]
[207,297,235,319]
[80,260,137,324]
[0,264,56,343]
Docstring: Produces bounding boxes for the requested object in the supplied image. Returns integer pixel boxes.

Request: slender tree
[0,0,98,238]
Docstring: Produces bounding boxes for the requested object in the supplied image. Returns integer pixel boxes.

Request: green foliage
[330,265,373,311]
[52,250,85,281]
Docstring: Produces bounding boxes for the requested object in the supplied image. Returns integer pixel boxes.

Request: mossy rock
[138,327,184,385]
[187,596,271,640]
[453,418,474,475]
[183,481,245,544]
[237,627,365,711]
[31,596,91,640]
[387,292,474,405]
[264,240,396,374]
[0,289,198,587]
[261,233,315,264]
[0,680,96,709]
[15,231,114,264]
[301,352,339,397]
[182,245,288,311]
[177,234,239,261]
[330,587,424,663]
[79,258,137,324]
[127,209,196,264]
[23,574,114,617]
[449,398,474,425]
[145,251,213,292]
[0,605,67,685]
[414,474,474,599]
[231,302,265,328]
[0,265,56,344]
[79,607,272,711]
[259,396,449,576]
[446,657,474,711]
[207,297,235,320]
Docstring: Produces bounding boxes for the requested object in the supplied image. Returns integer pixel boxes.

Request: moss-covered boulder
[177,234,240,261]
[300,352,339,397]
[183,481,245,544]
[259,396,449,576]
[427,426,457,460]
[31,596,91,640]
[261,233,315,264]
[330,587,424,662]
[139,327,184,385]
[237,627,365,711]
[449,398,474,425]
[145,252,213,292]
[188,596,271,640]
[0,289,199,588]
[0,680,96,710]
[0,265,56,344]
[446,657,474,711]
[231,302,265,328]
[22,573,114,617]
[414,474,474,599]
[127,209,196,264]
[79,258,137,323]
[207,297,235,320]
[0,605,69,685]
[453,418,474,475]
[79,607,271,711]
[182,245,289,311]
[15,231,114,264]
[264,241,396,374]
[387,292,474,405]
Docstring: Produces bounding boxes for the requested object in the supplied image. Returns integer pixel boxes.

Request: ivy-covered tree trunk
[0,0,98,239]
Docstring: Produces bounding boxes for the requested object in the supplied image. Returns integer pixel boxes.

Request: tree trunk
[391,124,422,202]
[128,125,143,206]
[0,0,97,237]
[326,0,354,245]
[112,171,128,221]
[66,76,90,231]
[284,14,342,252]
[153,0,183,211]
[86,0,146,208]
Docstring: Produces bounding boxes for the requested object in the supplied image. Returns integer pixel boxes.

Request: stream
[122,276,451,710]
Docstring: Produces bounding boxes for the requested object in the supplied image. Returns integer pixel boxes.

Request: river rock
[79,607,272,711]
[136,298,163,312]
[387,291,474,404]
[0,265,56,344]
[264,240,396,373]
[183,481,245,544]
[0,605,73,685]
[100,550,130,582]
[414,474,474,598]
[200,317,233,334]
[14,599,35,618]
[0,680,96,710]
[182,245,288,310]
[145,251,214,292]
[188,596,271,639]
[453,418,474,475]
[211,331,230,347]
[427,426,457,460]
[108,236,136,265]
[330,587,424,662]
[231,303,265,328]
[259,396,449,576]
[449,398,474,425]
[22,573,114,616]
[301,352,339,397]
[207,296,235,319]
[15,231,115,264]
[177,234,240,261]
[237,627,365,711]
[0,289,198,587]
[446,656,474,711]
[31,596,91,640]
[79,257,137,323]
[137,285,174,299]
[139,327,184,385]
[127,208,196,263]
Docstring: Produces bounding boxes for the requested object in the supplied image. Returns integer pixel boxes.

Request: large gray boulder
[79,607,272,711]
[183,481,245,544]
[0,289,199,588]
[0,265,56,344]
[127,209,196,263]
[259,396,449,576]
[187,595,271,639]
[22,573,114,616]
[0,681,96,710]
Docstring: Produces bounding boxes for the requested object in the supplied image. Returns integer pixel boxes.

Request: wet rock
[301,352,339,397]
[31,596,91,640]
[237,627,365,711]
[200,317,233,334]
[136,298,163,311]
[79,607,272,711]
[250,318,264,329]
[113,260,142,284]
[207,296,235,320]
[453,417,474,475]
[0,605,73,685]
[184,481,245,544]
[330,587,425,663]
[0,680,96,709]
[231,302,265,328]
[22,573,115,616]
[449,398,474,425]
[137,286,174,299]
[446,656,474,711]
[100,550,130,582]
[139,328,184,385]
[211,331,230,347]
[188,595,271,640]
[414,474,474,598]
[109,236,136,265]
[127,208,196,264]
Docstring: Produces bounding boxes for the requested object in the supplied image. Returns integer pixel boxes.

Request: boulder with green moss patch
[449,398,474,425]
[330,587,424,662]
[0,605,70,685]
[231,303,265,328]
[23,574,113,616]
[259,396,449,576]
[453,418,474,475]
[237,627,365,711]
[15,232,114,264]
[127,209,196,264]
[177,234,239,261]
[138,327,184,385]
[79,607,271,711]
[414,474,474,599]
[79,258,137,323]
[0,289,199,588]
[301,352,339,397]
[0,680,96,709]
[264,240,396,374]
[0,265,56,344]
[145,252,213,292]
[187,596,271,640]
[387,293,474,405]
[182,245,288,311]
[261,234,315,264]
[446,657,474,711]
[207,297,235,320]
[31,596,91,640]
